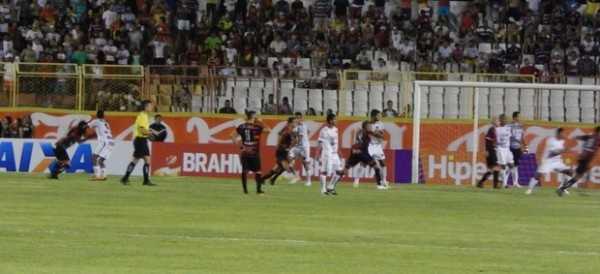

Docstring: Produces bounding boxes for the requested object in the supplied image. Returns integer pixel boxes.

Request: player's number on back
[244,129,252,142]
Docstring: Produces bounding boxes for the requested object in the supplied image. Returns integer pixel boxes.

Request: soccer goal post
[411,81,600,186]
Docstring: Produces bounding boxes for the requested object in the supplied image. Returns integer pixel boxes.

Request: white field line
[8,227,600,257]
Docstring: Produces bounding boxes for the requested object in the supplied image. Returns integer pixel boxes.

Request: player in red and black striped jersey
[557,126,600,196]
[262,117,298,185]
[476,117,501,188]
[329,121,383,188]
[232,110,269,194]
[49,121,89,179]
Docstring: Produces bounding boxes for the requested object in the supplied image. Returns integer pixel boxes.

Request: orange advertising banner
[2,109,599,187]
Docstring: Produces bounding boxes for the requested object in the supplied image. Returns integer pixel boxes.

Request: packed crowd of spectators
[0,115,34,138]
[2,0,600,79]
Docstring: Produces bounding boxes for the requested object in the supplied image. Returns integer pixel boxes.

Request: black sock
[261,170,276,181]
[143,164,150,182]
[560,178,577,190]
[123,162,135,180]
[493,171,499,188]
[478,171,491,185]
[52,162,66,176]
[241,172,248,193]
[271,169,284,183]
[255,173,263,192]
[374,168,383,186]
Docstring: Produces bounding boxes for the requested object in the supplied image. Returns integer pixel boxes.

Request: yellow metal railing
[6,63,538,112]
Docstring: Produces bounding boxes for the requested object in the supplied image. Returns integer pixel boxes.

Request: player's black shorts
[511,148,523,166]
[54,145,69,162]
[276,149,289,162]
[486,150,497,168]
[576,158,592,175]
[346,152,373,168]
[241,155,261,172]
[133,137,150,158]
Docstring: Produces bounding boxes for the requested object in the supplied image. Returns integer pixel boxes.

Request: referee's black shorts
[241,155,261,172]
[54,145,69,162]
[133,137,150,158]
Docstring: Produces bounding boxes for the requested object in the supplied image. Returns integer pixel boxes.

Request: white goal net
[411,81,600,186]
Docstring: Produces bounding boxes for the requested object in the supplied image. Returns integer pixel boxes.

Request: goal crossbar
[412,81,600,184]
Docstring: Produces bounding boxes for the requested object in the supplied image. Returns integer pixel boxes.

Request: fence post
[338,70,346,117]
[11,62,16,107]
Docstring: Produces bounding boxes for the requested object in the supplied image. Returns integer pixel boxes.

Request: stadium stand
[2,0,600,121]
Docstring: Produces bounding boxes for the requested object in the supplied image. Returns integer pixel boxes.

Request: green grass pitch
[1,173,600,274]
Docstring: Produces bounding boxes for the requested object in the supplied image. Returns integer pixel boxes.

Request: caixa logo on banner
[0,139,93,173]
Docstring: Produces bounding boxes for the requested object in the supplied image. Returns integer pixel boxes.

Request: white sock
[353,166,363,183]
[93,166,100,177]
[528,177,537,190]
[328,174,340,190]
[101,167,106,178]
[320,175,327,193]
[382,166,388,184]
[512,167,519,186]
[502,169,509,187]
[304,164,312,184]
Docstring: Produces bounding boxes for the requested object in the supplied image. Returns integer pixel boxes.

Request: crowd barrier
[1,109,599,188]
[2,62,543,116]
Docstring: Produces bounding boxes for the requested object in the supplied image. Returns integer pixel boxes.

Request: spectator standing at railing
[263,94,277,114]
[219,99,237,114]
[17,117,33,138]
[383,100,398,117]
[279,97,293,115]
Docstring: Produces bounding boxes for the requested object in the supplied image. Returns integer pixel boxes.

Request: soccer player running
[367,109,388,189]
[232,110,269,194]
[316,113,343,195]
[262,117,297,185]
[526,128,572,195]
[556,126,600,196]
[476,117,501,188]
[121,100,156,186]
[89,110,114,180]
[508,111,527,188]
[288,112,313,186]
[329,121,385,191]
[48,121,90,179]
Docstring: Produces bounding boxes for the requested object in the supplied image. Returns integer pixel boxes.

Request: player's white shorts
[320,154,342,176]
[368,144,385,161]
[537,158,569,174]
[289,146,310,160]
[496,148,514,165]
[94,140,115,159]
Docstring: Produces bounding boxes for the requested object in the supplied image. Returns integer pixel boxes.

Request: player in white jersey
[367,109,388,189]
[288,112,312,186]
[495,114,514,188]
[508,112,527,188]
[88,110,114,180]
[526,128,572,195]
[317,113,342,195]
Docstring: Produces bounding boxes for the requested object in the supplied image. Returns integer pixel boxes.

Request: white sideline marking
[11,227,600,257]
